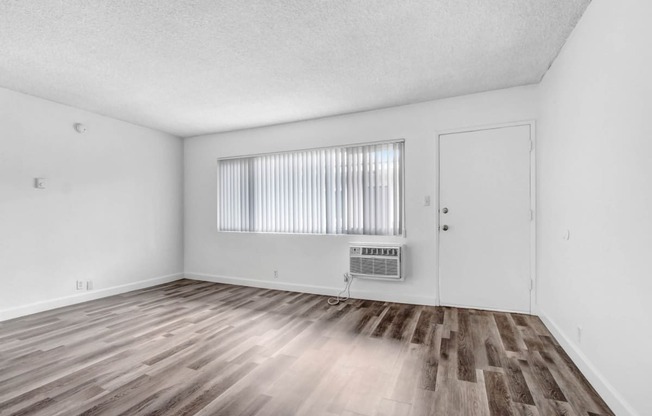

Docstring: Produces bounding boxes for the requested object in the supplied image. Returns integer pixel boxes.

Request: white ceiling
[0,0,590,137]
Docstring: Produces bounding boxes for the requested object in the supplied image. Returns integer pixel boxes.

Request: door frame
[434,120,537,314]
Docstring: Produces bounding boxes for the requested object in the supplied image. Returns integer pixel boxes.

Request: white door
[439,124,532,313]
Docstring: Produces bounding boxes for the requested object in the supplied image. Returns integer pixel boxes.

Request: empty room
[0,0,649,415]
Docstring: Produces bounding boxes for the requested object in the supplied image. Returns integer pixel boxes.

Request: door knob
[441,225,449,231]
[442,207,449,214]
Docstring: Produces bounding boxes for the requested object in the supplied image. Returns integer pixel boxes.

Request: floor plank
[0,280,614,416]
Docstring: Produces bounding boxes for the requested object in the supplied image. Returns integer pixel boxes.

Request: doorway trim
[434,120,537,314]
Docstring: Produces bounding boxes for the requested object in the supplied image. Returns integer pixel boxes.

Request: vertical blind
[218,141,404,236]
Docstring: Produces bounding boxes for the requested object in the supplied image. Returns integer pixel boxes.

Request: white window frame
[216,139,406,237]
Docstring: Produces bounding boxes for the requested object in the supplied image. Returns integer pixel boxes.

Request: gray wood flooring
[0,279,613,416]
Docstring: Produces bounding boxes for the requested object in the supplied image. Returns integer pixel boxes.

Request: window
[218,140,404,236]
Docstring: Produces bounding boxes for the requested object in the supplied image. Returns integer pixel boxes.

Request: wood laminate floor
[0,279,613,416]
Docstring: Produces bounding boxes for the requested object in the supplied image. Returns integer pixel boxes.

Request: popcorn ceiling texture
[0,0,590,137]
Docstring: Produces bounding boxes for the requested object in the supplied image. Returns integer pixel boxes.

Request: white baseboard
[184,272,438,306]
[538,309,638,416]
[0,272,184,322]
[439,301,531,315]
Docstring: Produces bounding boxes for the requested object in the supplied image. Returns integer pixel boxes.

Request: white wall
[0,88,184,320]
[184,85,538,305]
[537,1,652,415]
[2,2,647,411]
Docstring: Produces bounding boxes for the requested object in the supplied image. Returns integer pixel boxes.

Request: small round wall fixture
[74,123,87,134]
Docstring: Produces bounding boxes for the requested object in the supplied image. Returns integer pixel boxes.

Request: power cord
[328,273,354,306]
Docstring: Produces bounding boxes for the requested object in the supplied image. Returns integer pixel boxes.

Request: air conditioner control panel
[350,247,399,256]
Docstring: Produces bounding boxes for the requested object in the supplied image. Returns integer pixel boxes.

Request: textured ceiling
[0,0,590,137]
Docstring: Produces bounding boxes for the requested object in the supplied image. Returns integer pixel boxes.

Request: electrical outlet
[76,280,84,290]
[86,280,93,290]
[577,326,583,343]
[273,270,278,279]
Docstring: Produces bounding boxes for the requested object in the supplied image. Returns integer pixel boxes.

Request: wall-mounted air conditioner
[349,244,404,281]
